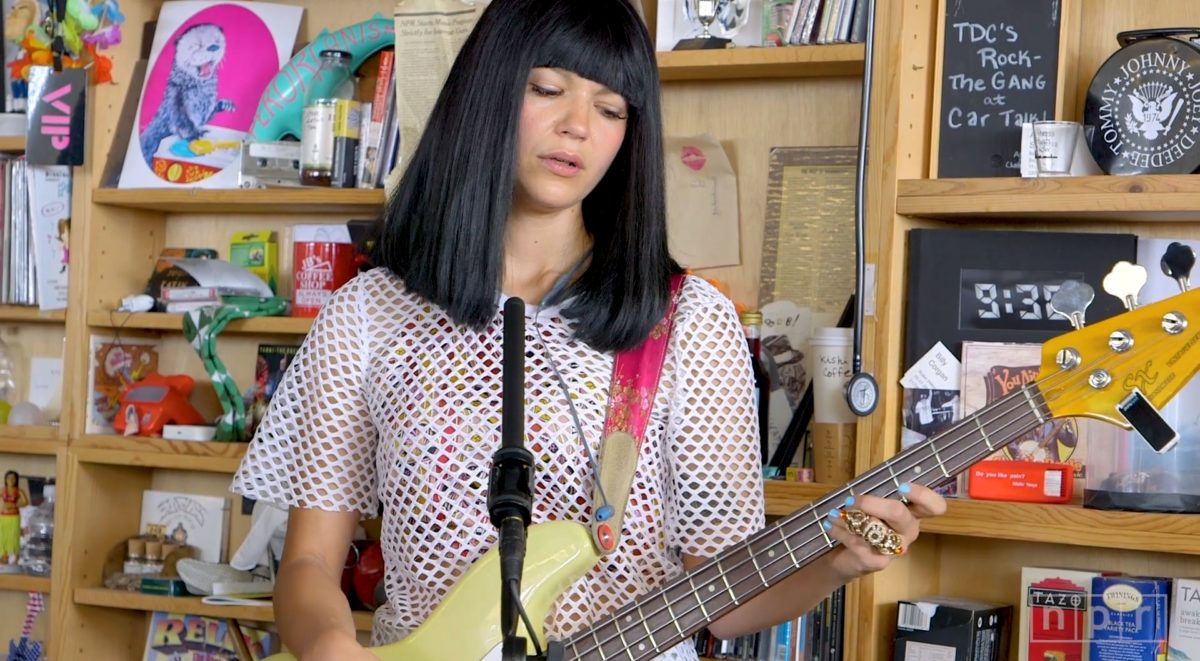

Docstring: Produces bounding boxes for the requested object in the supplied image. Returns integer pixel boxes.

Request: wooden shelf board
[74,588,373,631]
[0,435,64,456]
[92,187,385,214]
[0,425,59,442]
[923,498,1200,555]
[763,481,833,517]
[0,135,25,152]
[657,43,864,81]
[897,175,1200,221]
[75,435,247,473]
[0,305,65,323]
[88,310,313,335]
[0,574,50,593]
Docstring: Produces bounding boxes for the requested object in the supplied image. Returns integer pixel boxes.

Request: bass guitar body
[266,521,598,660]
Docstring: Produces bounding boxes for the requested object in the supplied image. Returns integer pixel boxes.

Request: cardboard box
[1020,567,1106,661]
[229,231,279,295]
[894,596,1012,661]
[1169,578,1200,661]
[1090,576,1170,660]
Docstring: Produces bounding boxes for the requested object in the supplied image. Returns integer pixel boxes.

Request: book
[86,335,161,434]
[27,165,71,310]
[143,611,279,660]
[960,341,1086,478]
[140,490,230,564]
[246,343,300,437]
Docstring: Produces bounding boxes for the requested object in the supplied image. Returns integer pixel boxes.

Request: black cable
[509,578,544,658]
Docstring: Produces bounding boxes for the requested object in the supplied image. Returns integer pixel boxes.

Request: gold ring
[841,509,905,556]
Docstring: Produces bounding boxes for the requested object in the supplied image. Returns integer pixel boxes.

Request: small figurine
[0,471,28,568]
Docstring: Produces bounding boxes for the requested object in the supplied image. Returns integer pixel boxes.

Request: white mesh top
[231,267,765,659]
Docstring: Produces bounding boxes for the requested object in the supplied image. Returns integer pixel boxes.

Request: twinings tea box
[1089,576,1170,661]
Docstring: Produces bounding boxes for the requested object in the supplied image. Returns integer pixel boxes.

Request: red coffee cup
[292,224,356,317]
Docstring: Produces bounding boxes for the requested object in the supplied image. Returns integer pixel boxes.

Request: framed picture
[759,146,857,316]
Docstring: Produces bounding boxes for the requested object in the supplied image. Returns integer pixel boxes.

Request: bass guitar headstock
[1039,243,1200,453]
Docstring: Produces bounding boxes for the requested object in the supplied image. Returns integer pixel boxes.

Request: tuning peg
[1160,242,1196,293]
[1049,280,1094,330]
[1103,261,1148,311]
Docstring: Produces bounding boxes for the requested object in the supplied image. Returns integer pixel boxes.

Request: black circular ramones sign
[1084,36,1200,174]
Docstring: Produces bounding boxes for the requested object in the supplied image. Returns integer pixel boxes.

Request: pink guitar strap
[591,273,685,554]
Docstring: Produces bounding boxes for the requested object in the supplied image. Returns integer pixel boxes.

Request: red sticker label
[681,145,706,171]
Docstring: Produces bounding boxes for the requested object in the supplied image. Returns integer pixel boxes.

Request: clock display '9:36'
[958,268,1084,331]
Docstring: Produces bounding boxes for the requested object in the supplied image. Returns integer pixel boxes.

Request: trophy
[674,0,749,50]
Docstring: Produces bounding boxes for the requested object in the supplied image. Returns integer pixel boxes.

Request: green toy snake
[181,296,289,441]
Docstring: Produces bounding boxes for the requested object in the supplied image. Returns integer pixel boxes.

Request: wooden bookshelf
[0,425,59,442]
[0,435,64,456]
[88,310,313,335]
[0,135,25,153]
[762,481,831,516]
[766,481,1200,555]
[73,588,375,631]
[922,498,1200,555]
[92,187,386,214]
[896,175,1200,221]
[0,305,66,323]
[0,574,51,593]
[656,43,865,81]
[75,435,247,473]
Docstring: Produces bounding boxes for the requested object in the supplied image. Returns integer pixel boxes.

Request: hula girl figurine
[0,470,28,568]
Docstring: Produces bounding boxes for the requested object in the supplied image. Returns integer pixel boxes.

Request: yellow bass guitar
[268,279,1200,660]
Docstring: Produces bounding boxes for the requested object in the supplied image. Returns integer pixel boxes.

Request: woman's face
[512,67,629,216]
[4,474,14,488]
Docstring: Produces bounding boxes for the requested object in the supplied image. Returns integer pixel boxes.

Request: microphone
[488,297,534,660]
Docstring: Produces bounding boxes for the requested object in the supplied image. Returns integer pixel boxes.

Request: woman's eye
[600,106,628,121]
[530,84,560,97]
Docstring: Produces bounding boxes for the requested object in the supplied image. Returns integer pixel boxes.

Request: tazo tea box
[1169,578,1200,661]
[1089,576,1169,661]
[1020,566,1104,661]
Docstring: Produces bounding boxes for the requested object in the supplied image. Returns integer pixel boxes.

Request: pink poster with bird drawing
[117,1,301,189]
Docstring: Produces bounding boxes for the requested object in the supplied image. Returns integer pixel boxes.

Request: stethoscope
[843,0,880,417]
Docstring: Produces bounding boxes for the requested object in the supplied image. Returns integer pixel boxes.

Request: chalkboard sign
[932,0,1068,178]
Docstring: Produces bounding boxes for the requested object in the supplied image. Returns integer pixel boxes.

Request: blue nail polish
[899,483,912,495]
[822,521,832,531]
[827,510,840,519]
[844,496,856,507]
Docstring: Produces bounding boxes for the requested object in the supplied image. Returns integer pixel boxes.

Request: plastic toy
[250,14,394,141]
[5,0,120,92]
[112,372,206,436]
[0,470,27,566]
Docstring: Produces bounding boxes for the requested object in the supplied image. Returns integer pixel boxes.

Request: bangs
[531,2,656,109]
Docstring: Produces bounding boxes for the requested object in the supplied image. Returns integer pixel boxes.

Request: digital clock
[904,229,1137,368]
[959,268,1083,331]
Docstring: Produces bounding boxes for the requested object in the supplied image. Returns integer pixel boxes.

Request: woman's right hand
[302,632,377,660]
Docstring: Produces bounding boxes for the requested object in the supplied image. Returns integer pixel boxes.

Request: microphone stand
[489,297,538,661]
